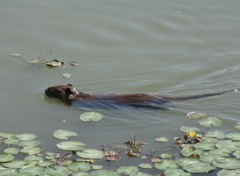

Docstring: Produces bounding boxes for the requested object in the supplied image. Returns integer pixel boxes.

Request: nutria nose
[45,88,51,96]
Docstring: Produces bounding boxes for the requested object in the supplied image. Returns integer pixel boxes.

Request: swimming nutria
[45,84,239,109]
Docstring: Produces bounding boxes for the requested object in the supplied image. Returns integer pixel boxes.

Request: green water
[1,1,240,175]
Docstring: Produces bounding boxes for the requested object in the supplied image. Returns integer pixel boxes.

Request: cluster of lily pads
[2,110,240,176]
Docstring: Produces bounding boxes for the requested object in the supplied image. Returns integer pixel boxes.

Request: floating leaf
[18,140,40,148]
[193,142,215,151]
[233,150,240,159]
[160,153,172,159]
[209,149,230,157]
[164,169,191,176]
[226,133,240,141]
[202,137,220,144]
[0,168,17,175]
[19,166,44,175]
[183,160,216,173]
[90,170,120,176]
[38,161,53,167]
[180,126,200,133]
[130,173,151,176]
[175,158,198,167]
[205,131,225,139]
[4,147,19,154]
[73,172,89,176]
[24,155,43,162]
[16,133,37,141]
[80,112,103,122]
[155,160,178,170]
[213,158,240,169]
[2,160,27,169]
[92,165,103,170]
[67,162,91,172]
[45,166,69,176]
[4,138,19,145]
[139,163,153,169]
[53,130,78,140]
[117,166,138,175]
[77,149,104,159]
[21,147,41,155]
[216,140,240,152]
[199,117,222,127]
[217,169,240,176]
[0,133,15,138]
[155,137,169,142]
[0,154,14,163]
[234,122,240,130]
[57,141,85,151]
[187,112,207,120]
[199,154,222,163]
[181,148,203,157]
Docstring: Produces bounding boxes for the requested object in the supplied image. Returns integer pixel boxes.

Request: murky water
[1,0,240,175]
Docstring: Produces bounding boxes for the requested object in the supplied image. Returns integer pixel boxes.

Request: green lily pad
[205,131,225,139]
[216,140,240,152]
[16,134,37,141]
[2,160,27,169]
[92,165,104,170]
[4,147,20,154]
[213,158,240,169]
[4,138,19,145]
[0,168,17,175]
[217,169,240,176]
[201,137,220,144]
[57,141,85,151]
[45,152,56,160]
[18,140,40,148]
[67,162,91,172]
[183,160,216,173]
[90,170,120,176]
[73,172,89,176]
[181,148,203,157]
[117,166,138,175]
[160,153,172,159]
[234,123,240,130]
[199,154,222,163]
[180,126,200,133]
[175,158,198,167]
[0,154,14,163]
[209,149,230,157]
[187,112,207,120]
[45,166,69,176]
[21,147,41,155]
[80,112,103,122]
[155,137,169,142]
[199,117,222,127]
[19,166,44,175]
[77,149,104,159]
[0,133,15,138]
[38,161,53,167]
[130,173,151,176]
[155,160,178,170]
[53,130,78,140]
[164,169,191,176]
[226,133,240,141]
[233,150,240,159]
[24,155,43,162]
[139,163,153,169]
[193,142,215,151]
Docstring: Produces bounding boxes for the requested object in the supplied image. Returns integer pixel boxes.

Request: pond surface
[1,0,240,175]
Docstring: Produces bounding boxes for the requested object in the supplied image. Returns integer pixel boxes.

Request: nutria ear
[67,84,73,87]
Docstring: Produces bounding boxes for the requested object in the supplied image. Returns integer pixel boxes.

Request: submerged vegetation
[0,112,240,175]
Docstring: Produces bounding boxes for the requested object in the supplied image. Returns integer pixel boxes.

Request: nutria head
[45,84,80,103]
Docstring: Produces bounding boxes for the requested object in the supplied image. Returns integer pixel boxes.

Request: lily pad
[180,126,200,133]
[181,148,203,157]
[0,154,14,163]
[21,147,41,155]
[80,112,103,122]
[18,140,40,148]
[4,147,20,154]
[155,160,178,170]
[213,158,240,169]
[217,169,240,176]
[209,149,230,157]
[19,166,44,175]
[160,153,172,159]
[53,130,78,140]
[57,141,85,151]
[233,150,240,159]
[234,122,240,130]
[226,133,240,141]
[187,112,207,120]
[45,166,69,176]
[193,142,215,151]
[92,165,104,170]
[0,168,17,175]
[183,160,216,173]
[139,163,153,169]
[164,169,191,176]
[4,138,19,145]
[90,170,120,176]
[155,137,169,142]
[67,162,91,172]
[205,131,225,139]
[199,117,222,127]
[201,137,220,144]
[2,160,27,169]
[216,140,240,152]
[24,155,43,162]
[117,166,138,175]
[175,158,198,167]
[199,154,222,163]
[0,133,15,138]
[16,133,37,141]
[77,149,104,159]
